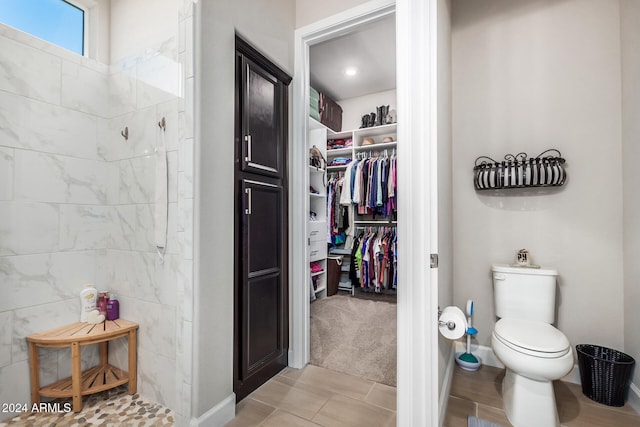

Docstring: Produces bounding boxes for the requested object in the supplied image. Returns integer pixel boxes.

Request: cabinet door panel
[241,60,283,177]
[245,181,282,275]
[237,179,287,397]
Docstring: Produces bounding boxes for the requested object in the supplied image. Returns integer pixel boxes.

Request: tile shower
[0,0,195,424]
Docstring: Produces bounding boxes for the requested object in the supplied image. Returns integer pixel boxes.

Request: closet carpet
[310,294,397,387]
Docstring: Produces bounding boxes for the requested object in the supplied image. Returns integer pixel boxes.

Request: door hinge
[430,254,439,268]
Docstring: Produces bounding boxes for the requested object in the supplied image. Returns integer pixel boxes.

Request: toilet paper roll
[439,306,468,340]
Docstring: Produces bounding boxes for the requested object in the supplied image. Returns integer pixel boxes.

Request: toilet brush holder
[455,351,482,371]
[455,300,482,371]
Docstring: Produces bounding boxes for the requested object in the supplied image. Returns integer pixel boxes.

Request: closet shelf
[354,141,397,152]
[353,123,397,137]
[314,284,327,294]
[310,117,396,138]
[326,147,352,156]
[329,248,352,255]
[354,220,397,225]
[474,149,566,191]
[327,164,349,170]
[310,270,325,277]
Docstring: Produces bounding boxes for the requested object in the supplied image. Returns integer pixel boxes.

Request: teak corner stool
[26,319,139,412]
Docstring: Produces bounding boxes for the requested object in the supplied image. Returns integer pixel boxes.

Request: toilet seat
[494,318,570,358]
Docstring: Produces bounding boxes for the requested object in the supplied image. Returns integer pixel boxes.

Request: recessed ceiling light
[345,67,358,76]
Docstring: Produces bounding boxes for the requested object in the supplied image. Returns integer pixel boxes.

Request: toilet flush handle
[494,273,506,281]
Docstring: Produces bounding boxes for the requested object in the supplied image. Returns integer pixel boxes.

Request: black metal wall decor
[473,149,566,190]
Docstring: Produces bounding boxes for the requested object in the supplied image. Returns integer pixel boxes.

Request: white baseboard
[629,383,640,415]
[190,393,236,427]
[559,363,581,385]
[454,342,504,370]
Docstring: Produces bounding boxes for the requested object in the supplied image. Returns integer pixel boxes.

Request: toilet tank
[492,264,558,323]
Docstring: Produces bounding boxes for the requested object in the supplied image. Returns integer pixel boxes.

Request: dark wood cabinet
[234,37,291,401]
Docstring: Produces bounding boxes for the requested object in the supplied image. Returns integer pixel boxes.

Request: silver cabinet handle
[245,188,252,215]
[245,134,252,162]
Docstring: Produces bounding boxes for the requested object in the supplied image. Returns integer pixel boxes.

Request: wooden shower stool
[26,319,138,412]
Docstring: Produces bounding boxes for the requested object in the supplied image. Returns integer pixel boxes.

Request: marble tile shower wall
[0,25,110,417]
[0,1,195,421]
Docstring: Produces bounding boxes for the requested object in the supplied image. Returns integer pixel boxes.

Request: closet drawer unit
[309,239,327,262]
[308,221,325,242]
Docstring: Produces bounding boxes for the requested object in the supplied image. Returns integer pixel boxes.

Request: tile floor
[227,363,640,427]
[225,364,396,427]
[445,364,640,427]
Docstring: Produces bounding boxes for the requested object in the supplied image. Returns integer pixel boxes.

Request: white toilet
[491,265,574,427]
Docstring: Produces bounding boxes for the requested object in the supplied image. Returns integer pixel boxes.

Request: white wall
[337,89,397,131]
[621,0,640,408]
[296,0,372,28]
[195,0,295,423]
[110,0,179,65]
[95,0,111,64]
[451,0,624,353]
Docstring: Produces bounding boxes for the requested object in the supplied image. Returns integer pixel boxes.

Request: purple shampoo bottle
[106,294,119,320]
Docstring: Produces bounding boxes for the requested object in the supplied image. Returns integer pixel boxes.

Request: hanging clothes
[349,152,397,220]
[326,173,349,246]
[351,227,397,293]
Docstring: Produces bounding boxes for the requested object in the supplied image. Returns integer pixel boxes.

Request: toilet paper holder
[438,307,457,330]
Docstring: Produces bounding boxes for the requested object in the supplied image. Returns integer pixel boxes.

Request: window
[0,0,86,55]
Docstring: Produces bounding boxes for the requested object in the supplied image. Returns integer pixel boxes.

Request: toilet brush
[455,300,482,371]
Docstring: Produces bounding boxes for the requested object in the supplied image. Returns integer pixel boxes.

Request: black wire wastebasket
[576,344,635,407]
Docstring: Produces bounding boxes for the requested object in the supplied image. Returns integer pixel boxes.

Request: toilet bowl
[492,318,574,427]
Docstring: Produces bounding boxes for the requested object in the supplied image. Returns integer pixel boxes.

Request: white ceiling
[309,14,396,101]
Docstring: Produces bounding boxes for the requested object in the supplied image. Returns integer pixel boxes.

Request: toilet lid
[494,318,570,358]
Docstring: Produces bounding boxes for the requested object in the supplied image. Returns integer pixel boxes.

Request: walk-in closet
[306,12,398,386]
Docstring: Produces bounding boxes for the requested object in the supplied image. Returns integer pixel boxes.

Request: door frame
[290,0,439,425]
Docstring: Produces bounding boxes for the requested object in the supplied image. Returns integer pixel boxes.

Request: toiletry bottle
[98,291,109,316]
[80,284,98,322]
[106,294,119,320]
